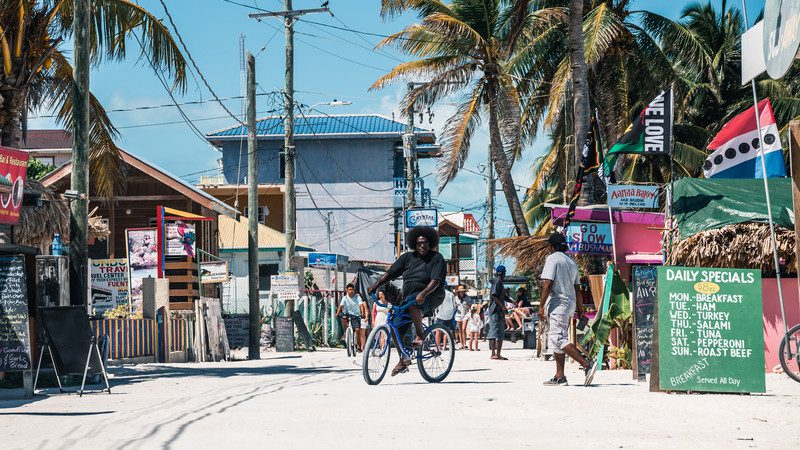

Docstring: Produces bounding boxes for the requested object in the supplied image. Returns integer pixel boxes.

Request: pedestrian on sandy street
[434,285,459,349]
[454,285,471,350]
[466,305,483,351]
[539,232,595,386]
[487,265,508,360]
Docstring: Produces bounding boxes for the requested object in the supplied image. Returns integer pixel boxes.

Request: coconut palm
[515,0,677,229]
[0,0,187,197]
[371,0,566,237]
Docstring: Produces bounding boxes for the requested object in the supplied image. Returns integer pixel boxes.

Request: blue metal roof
[207,114,434,139]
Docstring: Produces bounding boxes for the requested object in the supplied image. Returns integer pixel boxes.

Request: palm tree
[371,0,565,237]
[0,0,187,197]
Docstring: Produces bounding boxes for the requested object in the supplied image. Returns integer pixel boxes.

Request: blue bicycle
[362,295,455,385]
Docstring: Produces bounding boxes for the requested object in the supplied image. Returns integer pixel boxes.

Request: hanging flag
[563,115,603,229]
[602,88,673,177]
[703,99,786,179]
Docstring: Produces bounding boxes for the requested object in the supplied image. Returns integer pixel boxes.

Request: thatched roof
[489,236,551,275]
[17,180,110,250]
[670,222,795,276]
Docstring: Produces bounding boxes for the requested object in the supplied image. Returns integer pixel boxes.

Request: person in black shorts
[368,226,446,375]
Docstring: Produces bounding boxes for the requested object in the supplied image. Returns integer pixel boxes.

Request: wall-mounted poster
[165,221,196,258]
[126,228,158,312]
[0,146,29,225]
[89,259,129,315]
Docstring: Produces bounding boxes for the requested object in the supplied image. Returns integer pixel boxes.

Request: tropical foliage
[0,0,187,197]
[372,0,573,236]
[520,0,800,232]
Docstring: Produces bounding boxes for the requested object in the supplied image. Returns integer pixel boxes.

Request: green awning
[673,177,794,238]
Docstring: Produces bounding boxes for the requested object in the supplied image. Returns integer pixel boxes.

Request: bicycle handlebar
[370,293,415,312]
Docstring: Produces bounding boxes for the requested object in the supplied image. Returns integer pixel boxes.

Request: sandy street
[1,342,797,449]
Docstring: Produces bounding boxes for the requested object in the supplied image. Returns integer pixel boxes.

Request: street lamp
[307,100,352,110]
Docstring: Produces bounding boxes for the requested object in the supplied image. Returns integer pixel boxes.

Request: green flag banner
[580,264,631,360]
[603,88,673,176]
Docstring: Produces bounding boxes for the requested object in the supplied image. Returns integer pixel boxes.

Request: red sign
[0,147,29,225]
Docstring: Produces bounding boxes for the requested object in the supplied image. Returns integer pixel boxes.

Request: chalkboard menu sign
[275,317,294,352]
[0,255,32,371]
[633,266,657,377]
[657,266,765,393]
[223,314,249,349]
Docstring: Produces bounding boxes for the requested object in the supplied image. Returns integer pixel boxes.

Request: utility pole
[246,51,260,360]
[325,210,333,290]
[485,153,495,281]
[250,1,329,319]
[69,0,90,306]
[403,82,416,207]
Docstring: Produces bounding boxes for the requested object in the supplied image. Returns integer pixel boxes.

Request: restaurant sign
[565,222,613,255]
[607,184,659,209]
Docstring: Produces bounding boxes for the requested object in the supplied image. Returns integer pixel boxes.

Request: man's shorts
[435,318,455,331]
[344,316,361,329]
[487,313,505,340]
[404,293,445,318]
[547,313,571,353]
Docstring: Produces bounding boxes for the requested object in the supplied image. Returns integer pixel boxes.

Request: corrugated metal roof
[207,114,434,139]
[218,214,314,252]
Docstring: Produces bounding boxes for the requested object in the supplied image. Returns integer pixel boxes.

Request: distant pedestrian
[372,290,390,328]
[435,285,459,349]
[336,283,363,352]
[539,233,594,386]
[454,285,471,350]
[466,305,483,351]
[487,265,508,360]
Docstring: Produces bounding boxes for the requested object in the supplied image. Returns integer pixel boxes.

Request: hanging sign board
[763,0,800,79]
[656,266,765,393]
[565,222,613,255]
[0,147,29,225]
[271,274,299,300]
[308,253,337,269]
[405,208,438,228]
[89,259,129,315]
[126,228,158,312]
[200,260,229,284]
[608,184,659,209]
[165,221,196,258]
[0,255,32,371]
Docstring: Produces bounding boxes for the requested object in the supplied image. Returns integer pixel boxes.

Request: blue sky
[30,0,765,251]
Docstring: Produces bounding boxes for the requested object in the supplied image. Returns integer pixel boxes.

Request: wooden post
[69,0,91,306]
[284,0,297,278]
[790,122,800,299]
[246,51,260,360]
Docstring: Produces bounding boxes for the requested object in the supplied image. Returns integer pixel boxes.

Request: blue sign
[565,222,613,255]
[308,253,337,268]
[405,208,438,228]
[607,184,659,209]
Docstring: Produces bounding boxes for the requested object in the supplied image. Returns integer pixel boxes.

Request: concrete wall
[762,278,800,373]
[220,137,400,263]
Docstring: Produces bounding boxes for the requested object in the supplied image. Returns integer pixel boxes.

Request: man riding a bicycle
[368,226,446,376]
[336,283,364,352]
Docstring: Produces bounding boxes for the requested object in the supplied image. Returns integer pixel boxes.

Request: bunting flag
[602,88,673,177]
[703,99,786,179]
[563,115,603,229]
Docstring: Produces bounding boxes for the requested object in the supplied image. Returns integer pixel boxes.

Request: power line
[159,0,248,125]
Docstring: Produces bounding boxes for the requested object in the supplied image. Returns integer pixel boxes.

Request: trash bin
[523,318,536,349]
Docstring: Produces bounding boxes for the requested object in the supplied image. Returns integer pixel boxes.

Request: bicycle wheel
[346,327,354,357]
[779,323,800,383]
[363,325,392,385]
[417,324,455,383]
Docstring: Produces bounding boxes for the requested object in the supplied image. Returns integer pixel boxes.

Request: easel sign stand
[33,307,111,396]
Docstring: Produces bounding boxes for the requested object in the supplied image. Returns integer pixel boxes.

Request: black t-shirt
[388,251,446,302]
[487,278,504,315]
[518,293,531,308]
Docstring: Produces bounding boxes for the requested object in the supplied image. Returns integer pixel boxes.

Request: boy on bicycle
[336,283,363,352]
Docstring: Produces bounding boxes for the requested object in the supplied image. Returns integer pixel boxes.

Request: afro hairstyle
[406,226,439,250]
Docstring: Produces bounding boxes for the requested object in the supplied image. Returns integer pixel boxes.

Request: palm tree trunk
[568,0,595,205]
[0,86,26,148]
[486,79,529,237]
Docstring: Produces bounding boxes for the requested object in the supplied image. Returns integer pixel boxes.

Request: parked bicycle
[779,324,800,382]
[362,295,455,385]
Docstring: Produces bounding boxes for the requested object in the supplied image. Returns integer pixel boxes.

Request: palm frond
[435,83,484,190]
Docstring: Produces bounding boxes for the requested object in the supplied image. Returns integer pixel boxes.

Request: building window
[279,149,285,180]
[457,243,473,259]
[259,263,279,290]
[36,156,55,166]
[243,206,269,224]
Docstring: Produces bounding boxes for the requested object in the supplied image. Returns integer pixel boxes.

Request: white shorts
[547,313,571,353]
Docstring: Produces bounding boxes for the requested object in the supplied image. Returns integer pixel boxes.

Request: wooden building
[41,149,237,305]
